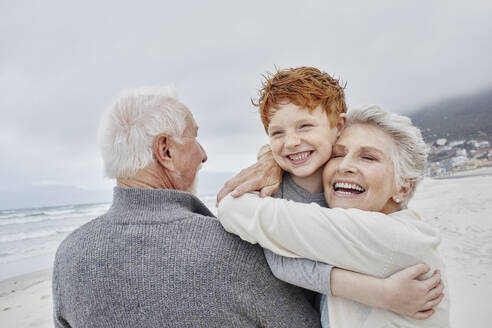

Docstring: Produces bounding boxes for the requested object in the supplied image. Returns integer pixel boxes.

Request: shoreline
[429,166,492,180]
[0,269,52,297]
[1,174,491,327]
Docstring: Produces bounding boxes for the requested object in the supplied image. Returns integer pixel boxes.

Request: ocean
[0,195,218,280]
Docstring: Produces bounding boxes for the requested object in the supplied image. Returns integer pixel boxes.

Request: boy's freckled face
[267,103,339,178]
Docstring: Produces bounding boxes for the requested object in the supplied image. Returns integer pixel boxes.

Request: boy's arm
[264,249,333,295]
[265,249,444,319]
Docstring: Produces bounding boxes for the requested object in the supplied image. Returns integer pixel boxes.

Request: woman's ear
[153,134,175,171]
[392,179,414,204]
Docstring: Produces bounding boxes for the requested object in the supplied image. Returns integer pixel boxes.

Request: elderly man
[52,86,320,327]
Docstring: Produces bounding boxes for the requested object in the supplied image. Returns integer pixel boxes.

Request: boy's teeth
[334,182,365,192]
[289,152,310,161]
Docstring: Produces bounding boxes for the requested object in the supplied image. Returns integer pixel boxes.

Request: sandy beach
[0,269,52,328]
[1,171,492,327]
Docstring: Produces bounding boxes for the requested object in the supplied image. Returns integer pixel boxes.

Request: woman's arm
[265,249,443,319]
[331,266,444,319]
[218,193,441,278]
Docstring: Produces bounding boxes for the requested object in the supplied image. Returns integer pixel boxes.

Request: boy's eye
[270,131,283,137]
[331,153,344,159]
[299,124,313,129]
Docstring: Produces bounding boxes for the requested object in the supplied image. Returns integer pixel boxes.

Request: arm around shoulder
[218,193,442,278]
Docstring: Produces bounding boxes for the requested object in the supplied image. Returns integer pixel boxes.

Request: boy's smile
[286,150,313,164]
[267,103,341,188]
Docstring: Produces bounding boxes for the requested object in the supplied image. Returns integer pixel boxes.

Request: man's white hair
[98,86,189,179]
[346,105,429,206]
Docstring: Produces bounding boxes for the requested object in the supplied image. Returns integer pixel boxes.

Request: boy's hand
[382,264,445,319]
[216,149,282,206]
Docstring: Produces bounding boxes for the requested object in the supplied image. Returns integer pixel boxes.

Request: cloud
[1,0,492,203]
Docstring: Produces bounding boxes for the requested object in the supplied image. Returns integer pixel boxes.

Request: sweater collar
[283,173,327,207]
[104,187,215,224]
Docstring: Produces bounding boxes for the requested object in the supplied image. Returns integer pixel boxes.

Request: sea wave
[0,226,80,243]
[0,211,44,219]
[0,204,110,226]
[0,212,95,226]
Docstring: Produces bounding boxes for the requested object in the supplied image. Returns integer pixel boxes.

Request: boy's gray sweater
[52,187,320,328]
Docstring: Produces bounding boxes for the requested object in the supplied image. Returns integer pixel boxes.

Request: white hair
[98,86,189,179]
[346,105,429,206]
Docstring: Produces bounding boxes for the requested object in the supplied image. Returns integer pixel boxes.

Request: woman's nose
[338,156,357,174]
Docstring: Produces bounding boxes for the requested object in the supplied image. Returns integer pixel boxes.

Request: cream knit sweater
[218,193,450,328]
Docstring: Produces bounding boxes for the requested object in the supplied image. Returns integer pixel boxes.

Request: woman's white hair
[98,86,189,179]
[346,105,429,206]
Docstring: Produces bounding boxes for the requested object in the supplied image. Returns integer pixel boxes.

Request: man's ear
[336,113,347,135]
[153,134,175,171]
[392,180,414,204]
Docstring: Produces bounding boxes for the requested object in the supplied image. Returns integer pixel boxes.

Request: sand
[411,172,492,327]
[0,269,53,328]
[1,172,491,327]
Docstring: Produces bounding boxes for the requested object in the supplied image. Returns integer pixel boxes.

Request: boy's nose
[284,133,301,149]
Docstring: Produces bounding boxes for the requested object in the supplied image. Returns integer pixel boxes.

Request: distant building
[451,156,468,167]
[456,148,467,157]
[425,136,492,176]
[449,140,465,147]
[477,141,490,148]
[466,140,489,148]
[436,138,447,146]
[471,148,492,160]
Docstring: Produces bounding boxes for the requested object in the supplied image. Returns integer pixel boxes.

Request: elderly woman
[218,105,450,327]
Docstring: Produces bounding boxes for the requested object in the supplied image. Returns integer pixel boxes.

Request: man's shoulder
[182,212,263,251]
[54,216,103,260]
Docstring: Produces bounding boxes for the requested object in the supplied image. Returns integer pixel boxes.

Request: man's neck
[117,163,175,190]
[289,168,324,194]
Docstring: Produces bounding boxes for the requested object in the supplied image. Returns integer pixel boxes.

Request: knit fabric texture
[52,187,320,328]
[272,173,327,207]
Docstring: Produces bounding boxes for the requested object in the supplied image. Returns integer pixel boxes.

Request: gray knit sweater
[52,187,320,328]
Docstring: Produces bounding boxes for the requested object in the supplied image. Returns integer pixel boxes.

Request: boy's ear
[153,134,175,171]
[336,113,347,135]
[392,179,414,204]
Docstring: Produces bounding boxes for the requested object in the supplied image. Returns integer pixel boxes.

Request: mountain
[408,88,492,143]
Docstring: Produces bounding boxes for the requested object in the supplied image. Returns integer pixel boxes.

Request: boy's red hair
[253,67,347,132]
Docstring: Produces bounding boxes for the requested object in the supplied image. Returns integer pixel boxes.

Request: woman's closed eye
[361,154,377,161]
[331,153,345,159]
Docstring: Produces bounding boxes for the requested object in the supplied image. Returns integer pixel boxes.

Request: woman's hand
[382,263,445,319]
[216,147,282,205]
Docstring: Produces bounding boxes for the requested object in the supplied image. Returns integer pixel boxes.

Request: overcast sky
[1,0,492,192]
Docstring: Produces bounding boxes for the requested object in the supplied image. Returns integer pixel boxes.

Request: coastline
[1,174,491,327]
[429,166,492,180]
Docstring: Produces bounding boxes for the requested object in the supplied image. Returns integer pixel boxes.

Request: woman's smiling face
[322,123,401,214]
